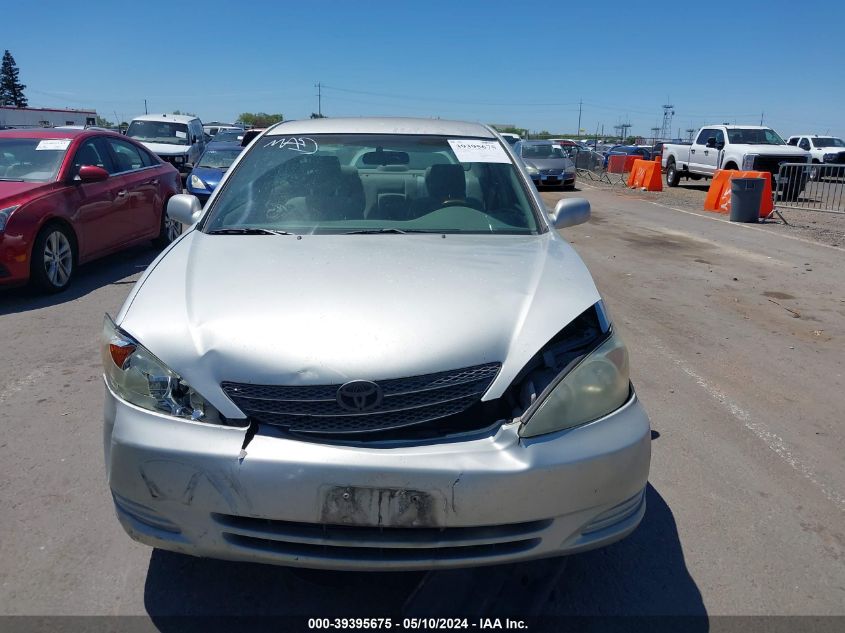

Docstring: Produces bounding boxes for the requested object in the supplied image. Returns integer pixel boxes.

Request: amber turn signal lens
[109,343,136,369]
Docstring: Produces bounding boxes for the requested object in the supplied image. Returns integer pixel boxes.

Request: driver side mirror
[167,193,203,226]
[550,198,590,229]
[705,137,717,149]
[77,165,109,182]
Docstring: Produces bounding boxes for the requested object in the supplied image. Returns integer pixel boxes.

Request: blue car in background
[186,141,244,204]
[602,145,652,168]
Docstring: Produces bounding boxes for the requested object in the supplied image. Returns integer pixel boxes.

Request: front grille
[754,155,807,174]
[222,363,501,435]
[212,513,547,562]
[540,168,563,175]
[825,152,845,165]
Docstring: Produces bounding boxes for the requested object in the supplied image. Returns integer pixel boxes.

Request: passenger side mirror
[77,165,109,182]
[705,137,717,149]
[191,135,198,144]
[550,197,590,229]
[167,193,203,226]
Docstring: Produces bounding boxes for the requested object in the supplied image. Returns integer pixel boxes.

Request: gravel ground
[574,171,845,249]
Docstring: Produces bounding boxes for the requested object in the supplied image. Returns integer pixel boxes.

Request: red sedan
[0,128,183,292]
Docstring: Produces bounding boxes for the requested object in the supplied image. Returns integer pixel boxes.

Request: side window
[714,130,725,146]
[787,137,798,146]
[139,147,158,167]
[799,138,811,151]
[696,129,714,145]
[69,138,111,178]
[106,138,145,173]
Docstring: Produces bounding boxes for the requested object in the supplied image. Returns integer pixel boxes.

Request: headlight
[189,174,207,190]
[525,163,539,175]
[173,155,184,164]
[823,153,836,162]
[0,205,19,232]
[741,154,758,170]
[518,303,629,438]
[101,314,229,425]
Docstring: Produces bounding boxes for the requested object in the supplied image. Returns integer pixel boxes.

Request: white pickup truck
[662,125,810,191]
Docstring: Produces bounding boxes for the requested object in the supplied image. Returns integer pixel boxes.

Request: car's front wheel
[154,206,183,248]
[31,224,75,293]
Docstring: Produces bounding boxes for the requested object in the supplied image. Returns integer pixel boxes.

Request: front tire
[666,160,680,187]
[30,224,75,293]
[154,206,183,249]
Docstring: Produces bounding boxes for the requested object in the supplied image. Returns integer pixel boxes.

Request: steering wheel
[441,198,483,211]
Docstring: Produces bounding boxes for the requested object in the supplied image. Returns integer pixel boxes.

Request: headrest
[425,164,465,200]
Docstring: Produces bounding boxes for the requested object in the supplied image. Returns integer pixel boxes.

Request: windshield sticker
[263,137,319,154]
[175,130,187,139]
[35,139,71,151]
[448,139,510,163]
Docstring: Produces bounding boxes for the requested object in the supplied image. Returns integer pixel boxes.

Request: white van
[126,114,206,175]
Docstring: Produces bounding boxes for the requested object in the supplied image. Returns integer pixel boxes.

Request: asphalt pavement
[0,184,842,625]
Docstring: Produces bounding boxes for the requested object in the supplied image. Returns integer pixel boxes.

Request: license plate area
[320,485,444,528]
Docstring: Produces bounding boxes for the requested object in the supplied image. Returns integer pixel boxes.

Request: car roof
[131,113,198,124]
[0,128,120,140]
[791,133,839,137]
[264,117,495,138]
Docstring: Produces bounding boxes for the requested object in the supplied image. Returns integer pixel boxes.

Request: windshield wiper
[343,228,408,234]
[0,177,24,182]
[207,227,293,236]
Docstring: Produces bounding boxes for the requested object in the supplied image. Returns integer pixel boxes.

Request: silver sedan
[102,117,651,571]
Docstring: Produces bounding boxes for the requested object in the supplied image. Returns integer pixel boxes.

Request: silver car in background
[102,117,651,571]
[514,140,577,189]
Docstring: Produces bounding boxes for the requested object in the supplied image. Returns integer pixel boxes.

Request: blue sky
[2,0,843,139]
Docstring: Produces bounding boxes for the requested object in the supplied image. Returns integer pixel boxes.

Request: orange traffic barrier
[627,158,663,191]
[704,170,773,217]
[623,155,639,173]
[607,154,628,174]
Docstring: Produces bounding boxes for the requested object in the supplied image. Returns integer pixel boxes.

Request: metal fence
[773,163,845,215]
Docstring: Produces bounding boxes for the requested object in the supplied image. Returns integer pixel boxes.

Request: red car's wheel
[30,223,76,293]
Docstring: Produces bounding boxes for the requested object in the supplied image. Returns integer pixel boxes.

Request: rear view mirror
[78,165,109,182]
[167,193,203,226]
[361,149,410,166]
[551,198,590,229]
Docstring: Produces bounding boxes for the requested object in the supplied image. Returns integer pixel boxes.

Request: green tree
[0,50,27,107]
[172,110,196,116]
[238,112,284,127]
[95,115,113,128]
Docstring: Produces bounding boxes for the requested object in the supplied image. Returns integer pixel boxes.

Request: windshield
[127,120,190,145]
[212,130,245,143]
[812,137,845,148]
[203,134,539,235]
[726,128,785,145]
[197,148,241,169]
[521,144,568,159]
[0,137,69,182]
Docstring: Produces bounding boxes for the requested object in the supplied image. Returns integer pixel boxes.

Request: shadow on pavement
[144,485,705,629]
[0,245,157,317]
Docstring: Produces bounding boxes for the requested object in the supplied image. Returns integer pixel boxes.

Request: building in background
[0,106,96,128]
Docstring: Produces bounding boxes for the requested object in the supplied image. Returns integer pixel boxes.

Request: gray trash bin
[730,177,764,222]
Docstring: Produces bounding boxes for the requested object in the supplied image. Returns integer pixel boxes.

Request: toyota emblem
[336,380,383,412]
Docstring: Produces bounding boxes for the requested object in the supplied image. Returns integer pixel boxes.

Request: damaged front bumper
[104,382,651,571]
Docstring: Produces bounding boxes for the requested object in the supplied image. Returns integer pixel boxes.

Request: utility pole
[650,127,660,144]
[577,98,582,139]
[315,82,322,117]
[686,127,696,142]
[760,111,764,125]
[144,99,148,115]
[659,101,674,141]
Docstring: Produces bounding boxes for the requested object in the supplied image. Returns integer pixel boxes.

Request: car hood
[189,167,225,188]
[0,180,54,207]
[137,141,191,156]
[118,231,601,418]
[524,158,575,171]
[741,145,809,157]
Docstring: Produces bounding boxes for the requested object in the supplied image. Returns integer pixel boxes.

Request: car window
[0,137,71,182]
[197,148,242,169]
[811,137,845,148]
[70,138,111,178]
[696,129,718,145]
[204,134,540,235]
[799,138,811,151]
[126,120,190,146]
[787,137,798,146]
[139,146,159,167]
[106,138,145,173]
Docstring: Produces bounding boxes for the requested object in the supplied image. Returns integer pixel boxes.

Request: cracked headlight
[518,304,630,438]
[101,314,225,424]
[189,174,207,190]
